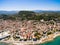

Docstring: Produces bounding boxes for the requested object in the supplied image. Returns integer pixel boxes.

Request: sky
[0,0,60,11]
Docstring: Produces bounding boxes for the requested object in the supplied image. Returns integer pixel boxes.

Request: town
[0,11,60,45]
[0,19,60,42]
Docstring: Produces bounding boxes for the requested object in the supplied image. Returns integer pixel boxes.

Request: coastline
[40,32,60,44]
[0,32,60,45]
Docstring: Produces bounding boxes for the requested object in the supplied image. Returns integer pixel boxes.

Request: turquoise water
[0,42,12,45]
[38,36,60,45]
[0,36,60,45]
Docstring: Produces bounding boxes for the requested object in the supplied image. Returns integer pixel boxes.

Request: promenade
[0,32,60,45]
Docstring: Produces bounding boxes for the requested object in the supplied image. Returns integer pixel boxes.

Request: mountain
[33,10,43,13]
[0,11,19,15]
[0,10,60,15]
[33,10,60,13]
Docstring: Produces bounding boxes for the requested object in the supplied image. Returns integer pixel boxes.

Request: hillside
[0,11,60,21]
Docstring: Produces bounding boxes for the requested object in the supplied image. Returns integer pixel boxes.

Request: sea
[0,36,60,45]
[38,36,60,45]
[0,42,12,45]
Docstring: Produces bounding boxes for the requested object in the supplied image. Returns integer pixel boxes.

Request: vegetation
[34,32,41,39]
[0,11,60,21]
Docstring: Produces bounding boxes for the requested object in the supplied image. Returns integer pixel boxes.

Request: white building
[0,30,10,39]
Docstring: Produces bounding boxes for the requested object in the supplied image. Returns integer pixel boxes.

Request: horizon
[0,0,60,11]
[0,9,60,11]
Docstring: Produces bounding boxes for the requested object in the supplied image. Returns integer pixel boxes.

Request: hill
[0,11,18,15]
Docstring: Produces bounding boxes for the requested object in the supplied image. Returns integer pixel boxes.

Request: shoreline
[0,32,60,45]
[40,32,60,44]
